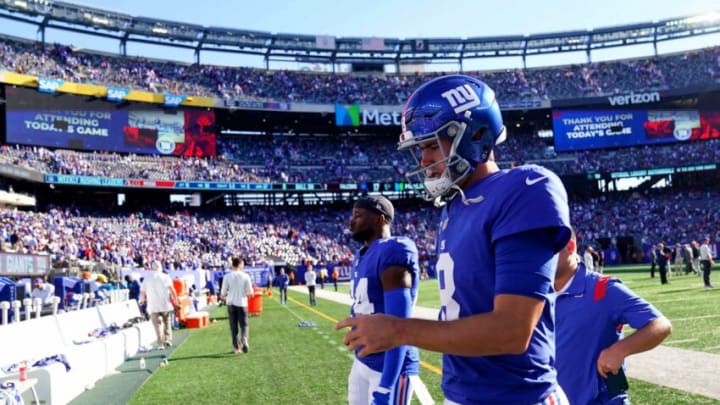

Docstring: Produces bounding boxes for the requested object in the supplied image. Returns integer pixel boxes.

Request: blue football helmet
[398,74,506,200]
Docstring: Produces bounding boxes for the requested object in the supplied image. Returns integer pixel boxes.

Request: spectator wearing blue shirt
[277,268,289,305]
[125,274,141,302]
[555,229,672,404]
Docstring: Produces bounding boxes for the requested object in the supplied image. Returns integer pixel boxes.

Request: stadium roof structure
[0,0,719,68]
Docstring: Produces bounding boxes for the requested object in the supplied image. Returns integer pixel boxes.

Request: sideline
[291,286,720,400]
[68,332,189,405]
[286,293,443,376]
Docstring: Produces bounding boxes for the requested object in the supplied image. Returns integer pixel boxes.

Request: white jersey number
[351,277,375,315]
[437,252,460,320]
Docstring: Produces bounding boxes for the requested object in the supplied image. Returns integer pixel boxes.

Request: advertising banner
[552,109,720,151]
[38,77,63,93]
[164,93,187,107]
[335,104,401,127]
[7,110,127,150]
[5,87,216,157]
[107,87,130,102]
[0,253,51,276]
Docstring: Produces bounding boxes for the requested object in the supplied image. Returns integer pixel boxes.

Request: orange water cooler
[248,286,263,316]
[172,278,191,325]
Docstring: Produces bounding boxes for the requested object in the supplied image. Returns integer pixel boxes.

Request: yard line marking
[419,360,442,375]
[287,294,443,375]
[282,300,310,322]
[670,314,720,322]
[288,296,339,323]
[653,295,720,305]
[663,338,699,345]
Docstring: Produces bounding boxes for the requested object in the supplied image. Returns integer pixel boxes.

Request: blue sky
[1,0,719,70]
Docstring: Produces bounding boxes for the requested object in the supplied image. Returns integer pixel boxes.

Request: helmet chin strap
[429,185,483,208]
[451,184,485,205]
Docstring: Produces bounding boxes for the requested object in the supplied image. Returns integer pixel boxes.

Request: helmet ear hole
[472,127,486,142]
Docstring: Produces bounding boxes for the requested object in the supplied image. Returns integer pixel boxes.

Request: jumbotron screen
[552,109,720,152]
[4,87,216,157]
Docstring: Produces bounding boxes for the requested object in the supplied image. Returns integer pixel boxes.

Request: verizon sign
[608,91,661,106]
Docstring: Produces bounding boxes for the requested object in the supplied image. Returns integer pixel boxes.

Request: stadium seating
[2,36,719,105]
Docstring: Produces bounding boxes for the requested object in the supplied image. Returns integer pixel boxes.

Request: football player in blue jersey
[555,229,671,404]
[337,74,572,404]
[347,196,422,405]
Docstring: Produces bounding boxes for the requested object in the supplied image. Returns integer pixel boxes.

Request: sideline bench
[0,300,154,404]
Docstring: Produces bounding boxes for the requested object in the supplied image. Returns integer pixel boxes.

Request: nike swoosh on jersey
[525,175,548,186]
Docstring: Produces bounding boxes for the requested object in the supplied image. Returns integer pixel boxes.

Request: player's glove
[371,386,392,405]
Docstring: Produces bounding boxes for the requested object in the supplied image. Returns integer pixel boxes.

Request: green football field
[75,264,720,404]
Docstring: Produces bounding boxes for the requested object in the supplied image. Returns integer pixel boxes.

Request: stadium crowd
[1,36,719,105]
[2,135,720,184]
[0,186,717,272]
[0,203,439,272]
[1,34,719,273]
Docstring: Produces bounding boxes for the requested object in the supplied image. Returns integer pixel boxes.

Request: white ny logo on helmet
[441,84,480,114]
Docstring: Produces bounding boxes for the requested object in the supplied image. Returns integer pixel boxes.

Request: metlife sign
[335,104,402,127]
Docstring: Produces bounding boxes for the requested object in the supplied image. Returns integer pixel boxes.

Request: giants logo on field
[441,84,480,114]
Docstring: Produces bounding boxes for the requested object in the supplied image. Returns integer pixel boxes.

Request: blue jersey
[556,263,663,404]
[350,236,421,376]
[436,164,571,404]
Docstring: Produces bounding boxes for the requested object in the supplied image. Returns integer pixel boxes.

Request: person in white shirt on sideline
[584,246,596,273]
[220,256,254,354]
[30,277,55,305]
[31,277,56,314]
[699,237,715,289]
[305,262,318,306]
[140,260,178,350]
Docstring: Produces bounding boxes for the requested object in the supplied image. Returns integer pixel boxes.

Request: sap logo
[608,91,661,106]
[441,84,480,114]
[164,94,186,107]
[107,87,129,102]
[38,77,63,94]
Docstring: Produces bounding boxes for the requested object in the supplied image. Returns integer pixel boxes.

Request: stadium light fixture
[683,11,720,25]
[152,27,168,35]
[13,0,27,8]
[92,16,109,25]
